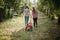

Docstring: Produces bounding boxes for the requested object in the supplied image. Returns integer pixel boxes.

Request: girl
[24,6,30,30]
[32,7,38,27]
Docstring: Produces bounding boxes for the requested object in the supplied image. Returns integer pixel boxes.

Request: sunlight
[30,0,38,4]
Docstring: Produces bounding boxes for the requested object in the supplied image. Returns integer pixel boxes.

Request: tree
[37,0,60,24]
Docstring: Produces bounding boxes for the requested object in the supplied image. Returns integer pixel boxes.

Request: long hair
[32,7,36,13]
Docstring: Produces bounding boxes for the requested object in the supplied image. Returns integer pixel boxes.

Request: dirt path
[0,11,58,40]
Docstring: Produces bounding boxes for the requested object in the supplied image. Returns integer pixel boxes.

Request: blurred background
[0,0,60,40]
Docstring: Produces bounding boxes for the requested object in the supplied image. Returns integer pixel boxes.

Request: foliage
[38,0,60,16]
[0,0,4,8]
[4,0,15,8]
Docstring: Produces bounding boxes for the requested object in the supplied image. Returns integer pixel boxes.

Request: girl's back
[32,10,38,18]
[24,8,30,16]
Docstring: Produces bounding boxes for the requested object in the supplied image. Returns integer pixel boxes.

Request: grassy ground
[0,11,59,40]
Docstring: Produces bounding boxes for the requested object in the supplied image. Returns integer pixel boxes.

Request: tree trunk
[0,8,5,22]
[58,17,60,24]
